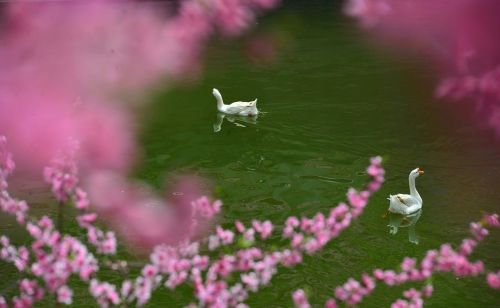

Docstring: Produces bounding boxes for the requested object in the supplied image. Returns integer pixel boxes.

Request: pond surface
[2,1,500,307]
[137,2,500,307]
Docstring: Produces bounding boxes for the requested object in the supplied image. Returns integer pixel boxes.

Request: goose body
[388,168,424,215]
[212,88,258,116]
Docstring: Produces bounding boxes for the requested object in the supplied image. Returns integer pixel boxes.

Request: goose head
[410,167,424,178]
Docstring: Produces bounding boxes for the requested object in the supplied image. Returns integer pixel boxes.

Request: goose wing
[225,103,253,114]
[394,194,420,207]
[226,101,254,111]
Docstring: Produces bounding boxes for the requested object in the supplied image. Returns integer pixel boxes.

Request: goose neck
[409,174,421,203]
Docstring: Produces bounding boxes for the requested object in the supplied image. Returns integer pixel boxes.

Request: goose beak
[417,168,424,175]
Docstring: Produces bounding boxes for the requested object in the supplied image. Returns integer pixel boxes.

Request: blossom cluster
[0,137,385,307]
[104,155,385,307]
[0,1,283,304]
[43,141,118,256]
[0,136,222,307]
[1,137,498,308]
[291,213,500,307]
[0,138,101,306]
[0,0,282,268]
[0,0,281,258]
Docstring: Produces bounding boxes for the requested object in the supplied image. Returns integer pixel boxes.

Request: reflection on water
[213,113,258,132]
[387,210,422,245]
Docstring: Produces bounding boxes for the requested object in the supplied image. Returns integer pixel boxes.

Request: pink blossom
[235,220,246,233]
[243,228,256,242]
[90,279,120,307]
[85,226,117,255]
[459,238,477,256]
[347,188,368,209]
[208,235,221,251]
[291,233,304,248]
[216,226,235,245]
[422,284,433,297]
[281,249,303,267]
[383,270,397,286]
[292,289,311,308]
[391,299,409,308]
[18,279,44,303]
[121,280,133,298]
[402,288,420,299]
[470,222,489,241]
[325,298,337,308]
[165,271,188,289]
[74,188,89,210]
[214,0,255,36]
[241,272,259,292]
[373,269,384,280]
[286,216,300,228]
[401,257,417,271]
[77,213,97,228]
[284,217,300,236]
[0,237,29,272]
[486,271,500,289]
[252,220,274,239]
[192,196,222,219]
[141,265,158,279]
[211,256,235,278]
[0,199,28,225]
[484,213,499,227]
[57,286,73,305]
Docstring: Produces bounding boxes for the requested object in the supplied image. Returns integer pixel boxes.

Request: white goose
[387,167,424,215]
[212,88,258,116]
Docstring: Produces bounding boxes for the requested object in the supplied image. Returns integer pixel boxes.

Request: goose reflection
[387,209,422,244]
[213,112,258,132]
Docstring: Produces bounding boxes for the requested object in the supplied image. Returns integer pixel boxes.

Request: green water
[2,1,500,307]
[137,2,500,307]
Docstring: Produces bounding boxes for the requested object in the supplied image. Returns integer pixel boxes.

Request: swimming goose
[212,88,258,116]
[387,167,424,215]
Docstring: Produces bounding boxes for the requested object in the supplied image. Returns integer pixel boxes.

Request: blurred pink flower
[214,0,255,36]
[487,271,500,289]
[345,0,500,136]
[0,0,281,176]
[292,289,311,308]
[90,279,120,307]
[86,171,220,251]
[0,0,279,256]
[57,286,73,305]
[0,3,144,175]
